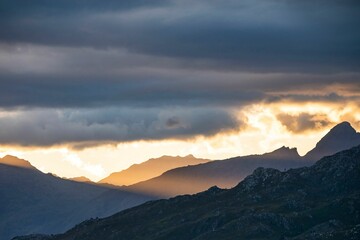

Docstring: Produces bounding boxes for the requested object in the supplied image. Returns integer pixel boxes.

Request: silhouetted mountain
[0,156,153,240]
[127,146,305,197]
[125,122,360,197]
[99,155,209,186]
[68,176,92,183]
[18,146,360,240]
[305,121,360,161]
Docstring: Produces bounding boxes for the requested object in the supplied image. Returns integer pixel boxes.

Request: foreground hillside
[0,156,153,240]
[17,145,360,240]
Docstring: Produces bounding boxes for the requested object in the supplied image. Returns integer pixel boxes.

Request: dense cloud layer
[0,107,242,147]
[0,0,359,146]
[0,45,359,109]
[1,0,359,71]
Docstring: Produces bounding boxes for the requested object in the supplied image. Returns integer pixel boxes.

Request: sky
[0,0,359,181]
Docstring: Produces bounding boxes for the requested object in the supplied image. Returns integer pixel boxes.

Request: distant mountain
[68,176,92,183]
[99,155,209,186]
[20,145,360,240]
[0,156,153,240]
[304,121,360,161]
[126,122,360,198]
[0,155,36,169]
[127,146,305,197]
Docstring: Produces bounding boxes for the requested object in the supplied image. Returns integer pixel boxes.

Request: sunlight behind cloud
[0,101,359,181]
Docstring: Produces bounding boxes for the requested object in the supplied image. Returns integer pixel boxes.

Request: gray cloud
[277,113,332,133]
[0,43,359,109]
[0,107,241,147]
[1,0,360,110]
[0,0,359,72]
[2,71,358,109]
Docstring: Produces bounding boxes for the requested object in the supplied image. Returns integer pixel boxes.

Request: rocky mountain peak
[305,122,360,161]
[328,121,355,135]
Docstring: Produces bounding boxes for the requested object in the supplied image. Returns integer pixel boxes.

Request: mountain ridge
[99,155,209,186]
[125,145,305,197]
[125,121,360,197]
[4,121,360,238]
[18,145,360,240]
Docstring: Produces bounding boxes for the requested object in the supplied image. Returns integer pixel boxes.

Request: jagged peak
[277,146,297,152]
[264,146,300,159]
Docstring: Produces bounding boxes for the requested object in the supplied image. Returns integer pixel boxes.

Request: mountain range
[0,156,153,240]
[126,122,360,197]
[16,144,360,240]
[3,121,360,239]
[127,146,305,197]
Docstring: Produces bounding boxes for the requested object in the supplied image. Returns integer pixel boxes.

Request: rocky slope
[16,145,360,240]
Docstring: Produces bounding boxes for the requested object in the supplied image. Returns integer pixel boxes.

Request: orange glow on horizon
[1,102,359,181]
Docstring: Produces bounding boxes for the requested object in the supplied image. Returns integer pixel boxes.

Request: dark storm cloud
[2,70,359,109]
[0,73,266,108]
[0,0,359,146]
[0,107,241,147]
[0,0,359,72]
[0,43,359,110]
[277,113,332,133]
